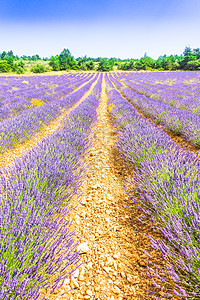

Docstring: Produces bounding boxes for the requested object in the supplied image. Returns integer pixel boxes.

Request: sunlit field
[0,70,200,299]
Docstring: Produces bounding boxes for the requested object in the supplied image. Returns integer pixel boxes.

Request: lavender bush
[110,74,200,148]
[0,73,98,154]
[0,74,102,299]
[0,73,91,121]
[116,71,200,116]
[105,73,200,299]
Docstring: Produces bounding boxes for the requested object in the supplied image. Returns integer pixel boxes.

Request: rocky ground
[42,76,176,300]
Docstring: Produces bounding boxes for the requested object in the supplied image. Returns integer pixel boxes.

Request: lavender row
[110,74,200,148]
[0,74,98,154]
[0,74,103,299]
[0,73,92,121]
[115,71,200,116]
[105,74,200,299]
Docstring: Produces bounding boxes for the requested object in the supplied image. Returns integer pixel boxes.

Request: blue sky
[0,0,200,59]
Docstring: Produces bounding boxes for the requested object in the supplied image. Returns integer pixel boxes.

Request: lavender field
[0,71,200,299]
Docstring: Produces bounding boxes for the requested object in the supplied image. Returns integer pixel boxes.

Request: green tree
[97,58,114,72]
[0,51,7,60]
[49,56,60,71]
[193,48,200,59]
[180,46,197,69]
[58,48,76,70]
[7,50,14,58]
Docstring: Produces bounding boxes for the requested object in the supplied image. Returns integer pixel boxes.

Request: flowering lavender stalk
[0,73,92,121]
[105,73,200,299]
[116,71,200,116]
[110,73,200,148]
[0,73,98,154]
[0,74,102,299]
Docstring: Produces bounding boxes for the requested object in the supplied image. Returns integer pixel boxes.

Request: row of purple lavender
[105,73,200,299]
[0,73,98,154]
[0,73,91,120]
[0,74,103,299]
[110,72,200,148]
[115,71,200,115]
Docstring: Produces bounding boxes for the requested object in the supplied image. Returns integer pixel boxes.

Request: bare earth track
[43,75,175,300]
[1,73,179,299]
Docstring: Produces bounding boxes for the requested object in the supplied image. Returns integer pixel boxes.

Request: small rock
[79,266,85,281]
[70,276,79,288]
[138,260,147,267]
[86,290,93,296]
[112,286,121,294]
[126,274,133,282]
[92,184,100,189]
[86,262,93,269]
[72,268,79,278]
[105,217,110,223]
[120,271,126,278]
[100,261,105,267]
[106,256,113,266]
[113,261,118,270]
[103,266,110,274]
[113,252,120,259]
[81,198,87,205]
[77,242,89,254]
[74,215,80,225]
[107,194,113,200]
[110,296,115,300]
[63,277,70,286]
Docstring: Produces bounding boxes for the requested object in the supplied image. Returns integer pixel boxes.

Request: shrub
[16,66,25,74]
[31,64,46,73]
[0,61,11,72]
[186,60,200,70]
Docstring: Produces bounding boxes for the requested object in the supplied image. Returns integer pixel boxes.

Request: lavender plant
[110,74,200,148]
[0,73,91,121]
[105,73,200,299]
[0,74,102,299]
[0,74,98,154]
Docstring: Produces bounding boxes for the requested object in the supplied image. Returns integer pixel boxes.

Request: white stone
[113,252,120,259]
[74,215,80,225]
[72,268,79,278]
[112,286,121,294]
[70,276,79,288]
[63,277,70,286]
[87,262,93,269]
[77,242,89,254]
[79,266,85,281]
[86,290,93,296]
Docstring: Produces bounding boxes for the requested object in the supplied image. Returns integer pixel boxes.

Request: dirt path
[0,74,99,170]
[44,74,167,300]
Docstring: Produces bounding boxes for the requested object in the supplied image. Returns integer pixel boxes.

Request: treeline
[0,46,200,73]
[118,47,200,71]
